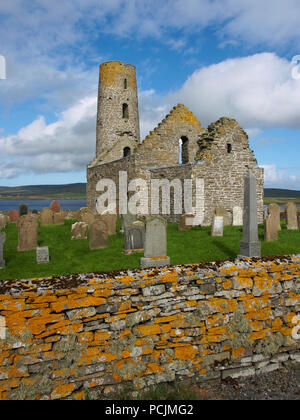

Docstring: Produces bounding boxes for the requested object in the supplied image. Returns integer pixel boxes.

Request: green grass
[1,219,300,281]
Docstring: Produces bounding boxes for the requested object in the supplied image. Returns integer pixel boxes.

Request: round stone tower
[96,61,140,162]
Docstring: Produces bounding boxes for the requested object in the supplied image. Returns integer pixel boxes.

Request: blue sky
[1,0,300,189]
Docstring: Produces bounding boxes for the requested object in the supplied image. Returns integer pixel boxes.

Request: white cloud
[166,53,300,130]
[262,164,300,189]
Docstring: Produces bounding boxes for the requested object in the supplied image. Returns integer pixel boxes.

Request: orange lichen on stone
[174,345,197,360]
[232,347,245,359]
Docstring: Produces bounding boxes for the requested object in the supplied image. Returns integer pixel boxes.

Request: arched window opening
[123,147,131,157]
[227,143,232,154]
[179,136,189,164]
[122,103,129,119]
[124,78,127,89]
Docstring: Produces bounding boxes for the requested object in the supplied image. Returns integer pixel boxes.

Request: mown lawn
[1,219,300,281]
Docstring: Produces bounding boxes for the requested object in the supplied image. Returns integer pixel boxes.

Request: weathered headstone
[178,214,194,231]
[95,213,117,235]
[140,216,170,268]
[264,215,278,241]
[8,209,19,223]
[232,206,243,226]
[50,200,61,213]
[211,215,223,236]
[40,208,54,226]
[89,220,108,250]
[17,214,38,252]
[286,202,298,230]
[0,232,5,268]
[80,208,95,226]
[268,203,281,231]
[239,171,261,257]
[124,221,145,254]
[215,206,231,226]
[36,246,49,264]
[0,214,8,230]
[19,203,28,217]
[122,212,137,230]
[71,222,88,240]
[53,211,65,225]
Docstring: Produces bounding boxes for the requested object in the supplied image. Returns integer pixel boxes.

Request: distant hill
[0,183,86,200]
[264,188,300,198]
[0,183,299,201]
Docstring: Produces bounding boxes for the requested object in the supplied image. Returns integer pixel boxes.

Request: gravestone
[17,214,38,252]
[50,200,61,213]
[95,213,117,235]
[211,215,223,237]
[40,208,54,225]
[232,206,243,226]
[215,206,231,226]
[239,171,261,257]
[264,215,278,241]
[140,216,170,268]
[53,211,65,225]
[268,203,281,231]
[121,212,137,231]
[0,232,5,268]
[0,214,8,230]
[286,202,298,230]
[124,221,145,254]
[71,222,88,240]
[178,214,194,231]
[36,246,49,264]
[89,220,108,250]
[8,209,19,223]
[19,203,28,217]
[80,208,95,226]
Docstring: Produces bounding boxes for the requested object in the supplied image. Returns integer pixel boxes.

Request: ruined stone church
[87,61,264,225]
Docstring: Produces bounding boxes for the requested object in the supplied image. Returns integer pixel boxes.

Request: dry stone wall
[0,255,299,400]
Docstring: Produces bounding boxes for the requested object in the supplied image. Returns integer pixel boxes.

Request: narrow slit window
[227,143,232,154]
[124,78,127,89]
[123,147,131,157]
[122,103,129,119]
[179,136,189,164]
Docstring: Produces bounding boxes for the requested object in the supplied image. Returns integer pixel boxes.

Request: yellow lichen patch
[249,328,270,341]
[245,307,272,321]
[233,276,253,289]
[271,318,283,332]
[222,279,232,290]
[145,363,164,374]
[241,295,270,312]
[51,383,75,400]
[136,324,161,337]
[207,298,238,314]
[232,347,245,359]
[159,270,178,283]
[174,345,197,360]
[219,265,238,275]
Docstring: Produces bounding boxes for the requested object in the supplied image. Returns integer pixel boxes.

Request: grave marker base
[140,256,170,269]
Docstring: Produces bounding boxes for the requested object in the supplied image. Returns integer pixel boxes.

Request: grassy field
[1,219,300,281]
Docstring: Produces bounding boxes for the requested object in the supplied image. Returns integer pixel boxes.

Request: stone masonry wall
[0,255,299,400]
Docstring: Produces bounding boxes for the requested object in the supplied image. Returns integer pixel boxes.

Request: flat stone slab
[140,256,170,269]
[36,246,50,264]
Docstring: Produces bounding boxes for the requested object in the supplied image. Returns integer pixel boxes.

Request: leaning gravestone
[50,200,61,213]
[71,222,88,240]
[211,215,223,237]
[178,214,194,231]
[0,232,5,268]
[40,208,54,226]
[232,206,243,226]
[268,203,281,231]
[36,246,49,264]
[17,214,38,252]
[239,171,261,257]
[286,202,298,230]
[264,214,278,241]
[95,213,117,235]
[8,209,19,223]
[0,214,8,230]
[89,220,108,250]
[140,216,170,268]
[124,221,145,254]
